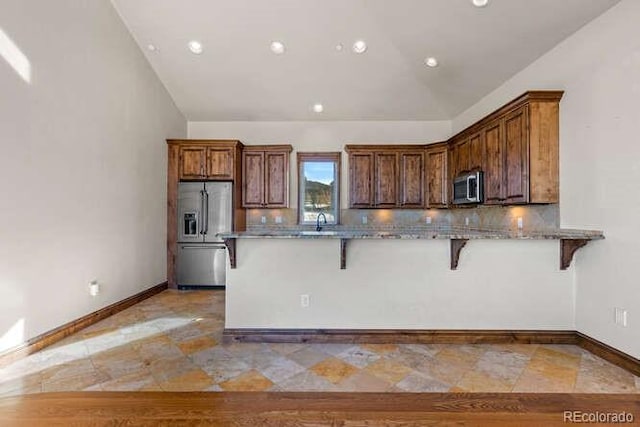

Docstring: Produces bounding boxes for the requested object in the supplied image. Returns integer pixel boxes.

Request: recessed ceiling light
[335,43,344,52]
[472,0,489,7]
[270,41,285,54]
[188,40,203,55]
[424,57,438,67]
[352,40,367,54]
[312,103,324,113]
[147,44,158,52]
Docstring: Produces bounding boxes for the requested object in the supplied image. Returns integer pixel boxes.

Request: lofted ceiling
[111,0,620,121]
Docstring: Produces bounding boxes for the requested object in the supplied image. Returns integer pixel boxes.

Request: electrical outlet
[300,294,310,308]
[425,216,432,225]
[517,217,524,229]
[362,215,368,225]
[89,280,99,297]
[275,216,282,224]
[614,307,628,327]
[465,217,469,226]
[261,216,267,224]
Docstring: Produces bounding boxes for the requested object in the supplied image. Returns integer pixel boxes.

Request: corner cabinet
[448,91,563,205]
[166,139,246,288]
[242,145,293,208]
[345,145,427,209]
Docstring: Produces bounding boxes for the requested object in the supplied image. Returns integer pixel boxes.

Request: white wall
[0,0,185,352]
[452,0,640,358]
[189,121,451,208]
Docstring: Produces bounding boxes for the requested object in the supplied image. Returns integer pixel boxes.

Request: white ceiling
[112,0,619,121]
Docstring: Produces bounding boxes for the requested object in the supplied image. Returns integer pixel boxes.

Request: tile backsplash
[246,204,559,231]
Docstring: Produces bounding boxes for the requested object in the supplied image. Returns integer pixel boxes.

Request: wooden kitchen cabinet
[425,143,448,208]
[483,119,505,204]
[348,151,375,207]
[399,151,425,207]
[375,152,399,207]
[448,91,562,205]
[242,145,292,208]
[178,144,236,180]
[347,145,427,209]
[207,147,234,179]
[179,146,207,179]
[504,105,529,203]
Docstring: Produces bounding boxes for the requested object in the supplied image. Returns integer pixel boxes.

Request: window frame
[297,152,341,225]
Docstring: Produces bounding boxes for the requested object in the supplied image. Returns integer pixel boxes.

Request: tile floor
[1,290,639,396]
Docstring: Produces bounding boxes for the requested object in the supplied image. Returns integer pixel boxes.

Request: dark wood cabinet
[242,145,292,208]
[346,145,427,209]
[179,145,236,180]
[167,139,245,288]
[375,152,399,207]
[265,151,289,206]
[483,120,504,204]
[448,91,562,205]
[399,151,425,208]
[468,131,484,172]
[425,143,448,208]
[504,105,529,203]
[179,146,207,179]
[242,151,265,207]
[207,147,234,180]
[348,152,375,208]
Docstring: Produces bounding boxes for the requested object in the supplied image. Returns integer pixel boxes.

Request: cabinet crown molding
[242,144,293,152]
[167,139,243,147]
[450,90,564,141]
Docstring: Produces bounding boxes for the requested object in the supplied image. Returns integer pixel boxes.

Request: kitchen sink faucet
[316,212,327,232]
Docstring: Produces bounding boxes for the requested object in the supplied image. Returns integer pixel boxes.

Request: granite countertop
[217,226,604,240]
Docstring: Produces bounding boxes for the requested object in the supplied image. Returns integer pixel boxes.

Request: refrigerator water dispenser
[184,212,198,236]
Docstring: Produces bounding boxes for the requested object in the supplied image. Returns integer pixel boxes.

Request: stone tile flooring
[1,290,639,396]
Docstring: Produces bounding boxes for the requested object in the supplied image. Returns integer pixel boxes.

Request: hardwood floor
[0,391,638,426]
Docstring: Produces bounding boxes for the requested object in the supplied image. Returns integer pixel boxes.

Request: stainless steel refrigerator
[176,182,232,289]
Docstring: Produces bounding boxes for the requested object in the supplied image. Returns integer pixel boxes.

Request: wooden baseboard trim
[224,328,640,376]
[0,282,168,368]
[576,332,640,376]
[223,328,578,345]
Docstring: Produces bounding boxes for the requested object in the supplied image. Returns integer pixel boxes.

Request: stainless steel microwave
[452,171,484,205]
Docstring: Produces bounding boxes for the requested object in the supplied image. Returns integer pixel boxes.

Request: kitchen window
[297,152,341,225]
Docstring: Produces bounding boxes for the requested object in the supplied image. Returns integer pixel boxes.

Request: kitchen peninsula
[219,227,603,271]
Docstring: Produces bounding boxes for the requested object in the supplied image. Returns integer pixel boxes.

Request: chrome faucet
[316,212,327,232]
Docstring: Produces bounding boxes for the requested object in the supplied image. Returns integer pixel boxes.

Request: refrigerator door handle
[199,190,205,235]
[180,245,226,250]
[203,188,209,235]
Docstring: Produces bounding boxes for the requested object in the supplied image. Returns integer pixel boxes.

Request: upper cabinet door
[349,152,374,208]
[264,151,289,207]
[242,151,265,207]
[455,138,471,175]
[425,145,448,208]
[374,152,399,207]
[399,151,424,208]
[207,147,234,180]
[179,146,207,179]
[504,105,529,204]
[483,120,505,204]
[469,131,485,172]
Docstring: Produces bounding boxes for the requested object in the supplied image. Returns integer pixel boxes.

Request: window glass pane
[300,160,337,224]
